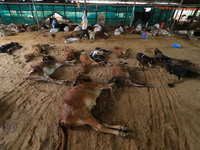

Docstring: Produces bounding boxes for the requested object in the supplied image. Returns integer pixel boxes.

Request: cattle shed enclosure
[0,0,200,150]
[0,0,200,27]
[0,4,174,26]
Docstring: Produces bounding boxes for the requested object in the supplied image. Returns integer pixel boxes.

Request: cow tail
[58,122,67,150]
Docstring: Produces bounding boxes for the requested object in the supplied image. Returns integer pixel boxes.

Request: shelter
[0,0,199,29]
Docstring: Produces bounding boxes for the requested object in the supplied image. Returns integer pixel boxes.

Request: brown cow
[79,53,99,73]
[65,31,82,39]
[24,44,51,62]
[114,46,130,58]
[65,47,81,64]
[108,64,149,91]
[64,49,101,73]
[58,81,128,149]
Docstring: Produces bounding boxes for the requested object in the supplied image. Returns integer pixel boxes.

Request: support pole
[170,0,184,31]
[130,0,136,27]
[32,0,40,28]
[177,9,183,24]
[84,0,86,10]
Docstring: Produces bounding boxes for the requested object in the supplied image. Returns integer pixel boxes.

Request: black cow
[166,63,200,87]
[0,42,22,55]
[136,53,153,71]
[155,48,192,66]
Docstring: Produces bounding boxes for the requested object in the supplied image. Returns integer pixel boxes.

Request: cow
[65,31,82,39]
[155,48,192,66]
[0,28,11,37]
[26,57,69,85]
[79,52,99,73]
[166,63,200,87]
[0,42,22,55]
[114,46,130,58]
[58,81,128,149]
[64,48,105,73]
[136,53,153,71]
[65,47,81,64]
[24,44,51,62]
[108,64,149,91]
[95,30,109,39]
[90,47,111,63]
[11,24,28,33]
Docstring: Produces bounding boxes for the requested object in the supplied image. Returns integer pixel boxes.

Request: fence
[0,4,174,27]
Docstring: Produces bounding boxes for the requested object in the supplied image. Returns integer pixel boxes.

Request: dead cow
[24,44,51,62]
[58,81,128,149]
[26,58,69,84]
[79,52,99,73]
[65,47,81,64]
[64,48,104,73]
[0,42,22,55]
[155,48,192,66]
[136,53,153,71]
[65,31,82,39]
[114,46,130,58]
[166,63,200,87]
[90,47,111,63]
[108,64,149,91]
[11,24,28,33]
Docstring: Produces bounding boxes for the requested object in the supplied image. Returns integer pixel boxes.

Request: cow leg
[82,111,128,137]
[52,79,70,85]
[65,60,79,65]
[102,123,128,131]
[130,78,148,86]
[138,63,144,71]
[126,79,148,87]
[26,76,51,82]
[27,76,69,85]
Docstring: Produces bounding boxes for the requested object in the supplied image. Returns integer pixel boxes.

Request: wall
[0,4,173,26]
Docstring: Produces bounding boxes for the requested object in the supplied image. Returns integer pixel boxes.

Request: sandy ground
[0,29,200,150]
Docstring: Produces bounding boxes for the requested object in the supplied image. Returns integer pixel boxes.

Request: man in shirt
[78,7,90,42]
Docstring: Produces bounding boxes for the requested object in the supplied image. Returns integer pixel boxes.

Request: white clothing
[82,11,88,30]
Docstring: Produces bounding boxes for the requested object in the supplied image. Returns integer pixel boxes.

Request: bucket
[141,32,148,39]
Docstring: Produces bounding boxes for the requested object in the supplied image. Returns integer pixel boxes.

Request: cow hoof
[119,131,128,137]
[120,127,128,132]
[63,80,70,85]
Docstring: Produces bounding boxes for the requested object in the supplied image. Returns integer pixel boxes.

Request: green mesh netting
[0,4,173,26]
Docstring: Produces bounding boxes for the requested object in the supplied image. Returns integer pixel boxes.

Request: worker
[78,6,90,43]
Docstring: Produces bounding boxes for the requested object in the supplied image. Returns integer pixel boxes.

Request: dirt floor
[0,29,200,150]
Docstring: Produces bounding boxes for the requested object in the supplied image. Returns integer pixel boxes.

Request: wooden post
[29,3,37,24]
[130,0,136,27]
[32,0,40,28]
[170,0,184,31]
[7,4,15,24]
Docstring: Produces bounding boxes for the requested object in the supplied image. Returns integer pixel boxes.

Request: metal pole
[170,0,184,31]
[32,0,40,28]
[130,0,136,27]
